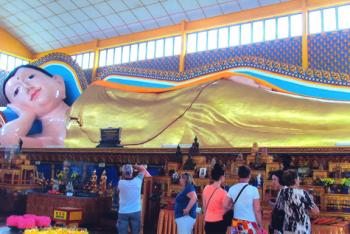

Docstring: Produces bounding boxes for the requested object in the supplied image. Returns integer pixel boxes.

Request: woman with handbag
[268,170,285,234]
[224,166,263,233]
[174,173,198,234]
[274,170,319,234]
[202,164,228,234]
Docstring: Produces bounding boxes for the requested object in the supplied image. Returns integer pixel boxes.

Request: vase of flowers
[320,178,335,193]
[56,171,66,193]
[70,172,80,190]
[341,178,350,194]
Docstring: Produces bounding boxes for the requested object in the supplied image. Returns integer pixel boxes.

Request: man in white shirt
[117,164,151,234]
[224,165,263,229]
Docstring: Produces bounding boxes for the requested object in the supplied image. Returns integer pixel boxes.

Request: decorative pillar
[91,39,100,82]
[302,0,309,70]
[179,20,188,72]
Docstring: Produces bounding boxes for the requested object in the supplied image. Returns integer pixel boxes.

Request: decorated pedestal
[53,207,83,227]
[26,193,111,226]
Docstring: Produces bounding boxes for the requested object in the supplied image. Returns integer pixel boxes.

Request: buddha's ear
[53,75,66,99]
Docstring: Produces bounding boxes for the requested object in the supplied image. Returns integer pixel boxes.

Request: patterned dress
[275,188,316,234]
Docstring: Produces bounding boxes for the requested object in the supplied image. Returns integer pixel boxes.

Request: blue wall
[185,37,302,70]
[122,55,179,72]
[36,162,120,186]
[83,69,93,84]
[309,30,350,74]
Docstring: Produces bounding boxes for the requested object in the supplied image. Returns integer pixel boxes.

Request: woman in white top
[224,165,263,232]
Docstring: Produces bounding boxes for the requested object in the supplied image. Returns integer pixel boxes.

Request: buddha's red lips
[30,88,41,101]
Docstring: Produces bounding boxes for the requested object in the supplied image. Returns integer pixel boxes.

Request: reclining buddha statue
[2,53,350,148]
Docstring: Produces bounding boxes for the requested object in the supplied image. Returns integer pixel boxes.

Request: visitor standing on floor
[174,173,198,234]
[268,170,285,234]
[268,170,284,207]
[274,170,319,234]
[202,163,228,234]
[224,165,263,233]
[117,164,151,234]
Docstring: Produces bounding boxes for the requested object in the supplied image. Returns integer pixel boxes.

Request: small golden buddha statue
[108,182,114,198]
[334,163,342,178]
[91,170,98,193]
[100,170,107,195]
[251,142,259,156]
[236,153,244,163]
[312,159,320,169]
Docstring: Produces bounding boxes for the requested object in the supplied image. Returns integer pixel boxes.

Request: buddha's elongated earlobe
[53,75,66,99]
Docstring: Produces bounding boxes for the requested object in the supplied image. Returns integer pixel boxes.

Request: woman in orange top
[202,164,228,234]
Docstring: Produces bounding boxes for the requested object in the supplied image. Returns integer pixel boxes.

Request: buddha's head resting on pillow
[0,64,69,148]
[3,64,66,118]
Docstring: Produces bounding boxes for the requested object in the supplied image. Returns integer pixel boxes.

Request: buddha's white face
[5,67,66,117]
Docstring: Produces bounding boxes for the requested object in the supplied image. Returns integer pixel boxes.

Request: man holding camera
[117,164,151,234]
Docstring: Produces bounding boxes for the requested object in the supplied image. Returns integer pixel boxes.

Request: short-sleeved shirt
[227,183,260,222]
[203,184,227,222]
[118,173,144,214]
[174,184,197,219]
[275,188,316,234]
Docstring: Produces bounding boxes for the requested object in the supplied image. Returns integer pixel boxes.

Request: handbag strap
[233,184,249,207]
[205,186,219,212]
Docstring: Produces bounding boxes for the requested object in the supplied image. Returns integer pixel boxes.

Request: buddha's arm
[20,135,64,148]
[0,113,35,146]
[20,120,66,147]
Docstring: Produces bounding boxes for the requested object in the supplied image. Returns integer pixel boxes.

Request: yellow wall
[0,27,33,60]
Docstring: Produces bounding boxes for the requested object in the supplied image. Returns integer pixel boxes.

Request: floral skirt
[230,219,259,234]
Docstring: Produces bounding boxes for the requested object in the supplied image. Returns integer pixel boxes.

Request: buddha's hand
[0,130,20,147]
[8,103,36,122]
[0,104,36,146]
